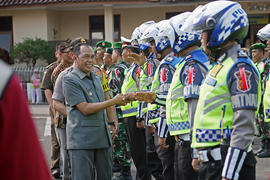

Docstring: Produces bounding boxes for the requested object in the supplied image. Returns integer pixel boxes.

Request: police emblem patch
[234,67,251,92]
[160,68,169,83]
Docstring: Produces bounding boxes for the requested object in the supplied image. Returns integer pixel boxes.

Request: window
[0,16,13,52]
[89,14,120,46]
[166,12,182,19]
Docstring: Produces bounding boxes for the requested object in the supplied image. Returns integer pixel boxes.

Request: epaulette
[45,61,57,69]
[117,63,128,71]
[94,64,101,70]
[165,55,174,62]
[237,49,248,58]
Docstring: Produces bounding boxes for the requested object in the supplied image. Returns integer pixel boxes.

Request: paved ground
[30,104,270,180]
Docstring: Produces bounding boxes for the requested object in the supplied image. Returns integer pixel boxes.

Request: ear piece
[206,18,216,29]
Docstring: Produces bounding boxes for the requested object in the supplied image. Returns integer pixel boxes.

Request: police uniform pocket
[80,120,101,127]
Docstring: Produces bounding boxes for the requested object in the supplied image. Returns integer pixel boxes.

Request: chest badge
[210,64,223,77]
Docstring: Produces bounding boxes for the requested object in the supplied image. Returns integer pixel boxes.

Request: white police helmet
[139,23,159,51]
[192,1,248,50]
[131,21,155,46]
[155,20,175,53]
[169,12,193,53]
[257,24,270,41]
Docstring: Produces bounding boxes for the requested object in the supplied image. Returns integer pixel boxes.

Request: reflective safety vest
[140,57,160,115]
[166,49,209,136]
[147,55,180,124]
[264,74,270,122]
[121,65,138,117]
[191,56,261,149]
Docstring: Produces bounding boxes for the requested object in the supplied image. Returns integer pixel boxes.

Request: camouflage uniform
[108,60,131,170]
[255,58,270,157]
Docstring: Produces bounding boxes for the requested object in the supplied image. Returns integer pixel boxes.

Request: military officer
[96,40,112,75]
[190,1,260,180]
[109,42,132,180]
[249,43,270,158]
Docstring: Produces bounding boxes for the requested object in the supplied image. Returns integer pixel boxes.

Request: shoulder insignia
[210,63,223,77]
[185,54,193,60]
[45,62,56,69]
[237,50,248,58]
[234,67,251,92]
[217,53,227,63]
[165,56,174,62]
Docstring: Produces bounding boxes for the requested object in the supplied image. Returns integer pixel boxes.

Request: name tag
[205,77,217,87]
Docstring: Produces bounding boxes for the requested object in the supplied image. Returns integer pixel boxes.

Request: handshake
[112,91,157,106]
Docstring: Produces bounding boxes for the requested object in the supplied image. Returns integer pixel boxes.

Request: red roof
[0,0,151,8]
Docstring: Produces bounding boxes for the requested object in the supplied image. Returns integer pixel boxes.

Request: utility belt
[197,141,252,163]
[197,146,223,162]
[174,134,191,147]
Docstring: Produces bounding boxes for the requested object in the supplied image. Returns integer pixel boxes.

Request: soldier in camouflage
[250,43,270,158]
[109,42,132,180]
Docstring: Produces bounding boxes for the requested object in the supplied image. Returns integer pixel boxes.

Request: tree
[11,38,55,67]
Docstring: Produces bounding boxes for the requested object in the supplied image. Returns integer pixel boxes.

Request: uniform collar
[163,52,174,60]
[217,44,240,63]
[73,67,92,80]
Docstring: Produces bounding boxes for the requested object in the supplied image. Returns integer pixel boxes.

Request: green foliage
[11,38,55,67]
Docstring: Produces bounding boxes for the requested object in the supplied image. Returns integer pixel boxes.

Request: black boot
[116,166,132,180]
[257,138,270,158]
[112,160,122,173]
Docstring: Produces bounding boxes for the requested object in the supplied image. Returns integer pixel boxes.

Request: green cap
[250,43,266,50]
[105,47,113,55]
[96,40,112,48]
[113,42,122,49]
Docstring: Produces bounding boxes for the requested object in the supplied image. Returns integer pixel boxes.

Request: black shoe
[257,149,270,158]
[112,163,122,173]
[52,169,61,178]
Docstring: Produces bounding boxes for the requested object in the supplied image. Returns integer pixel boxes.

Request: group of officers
[41,0,270,180]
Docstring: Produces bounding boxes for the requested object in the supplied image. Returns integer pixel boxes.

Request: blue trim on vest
[226,56,259,82]
[161,56,180,70]
[196,128,232,142]
[168,121,190,132]
[122,107,138,115]
[147,109,160,120]
[179,49,209,83]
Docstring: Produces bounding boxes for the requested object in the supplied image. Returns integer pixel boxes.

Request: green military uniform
[109,42,131,180]
[250,43,270,157]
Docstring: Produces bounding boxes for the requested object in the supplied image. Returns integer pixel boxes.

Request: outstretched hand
[127,52,146,66]
[113,94,129,106]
